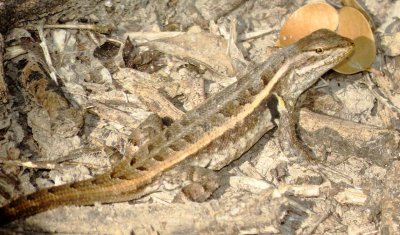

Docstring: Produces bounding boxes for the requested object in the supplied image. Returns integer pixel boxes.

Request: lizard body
[0,29,354,225]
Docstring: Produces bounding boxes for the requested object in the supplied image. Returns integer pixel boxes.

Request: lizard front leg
[276,93,317,161]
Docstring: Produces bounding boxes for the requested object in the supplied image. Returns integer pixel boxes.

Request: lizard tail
[0,171,147,225]
[0,177,103,225]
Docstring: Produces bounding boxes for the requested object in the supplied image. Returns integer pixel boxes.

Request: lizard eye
[315,48,324,54]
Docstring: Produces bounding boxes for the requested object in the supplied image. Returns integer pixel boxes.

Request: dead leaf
[277,3,339,47]
[334,7,375,74]
[143,33,235,77]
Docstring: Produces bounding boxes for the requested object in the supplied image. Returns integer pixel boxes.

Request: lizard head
[279,29,355,103]
[293,29,355,76]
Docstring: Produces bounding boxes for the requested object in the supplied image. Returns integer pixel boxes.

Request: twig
[0,159,56,170]
[238,29,275,42]
[44,24,114,34]
[123,31,185,43]
[37,25,59,85]
[0,147,114,170]
[0,34,8,103]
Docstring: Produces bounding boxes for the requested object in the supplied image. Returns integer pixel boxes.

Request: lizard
[0,29,354,225]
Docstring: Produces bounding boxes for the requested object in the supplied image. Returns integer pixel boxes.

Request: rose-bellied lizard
[0,29,354,225]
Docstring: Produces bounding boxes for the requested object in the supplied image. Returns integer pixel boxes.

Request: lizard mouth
[335,40,355,62]
[330,41,355,68]
[325,42,355,67]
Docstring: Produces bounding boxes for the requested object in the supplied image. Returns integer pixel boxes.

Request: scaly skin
[0,29,354,225]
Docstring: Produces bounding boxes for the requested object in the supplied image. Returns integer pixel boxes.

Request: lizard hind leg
[173,166,220,203]
[275,94,318,162]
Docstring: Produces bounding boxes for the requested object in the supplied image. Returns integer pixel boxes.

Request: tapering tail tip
[0,206,17,226]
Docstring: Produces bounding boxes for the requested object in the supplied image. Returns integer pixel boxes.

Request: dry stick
[238,29,275,42]
[37,25,59,85]
[44,24,114,34]
[124,32,185,43]
[0,34,8,103]
[228,18,248,68]
[0,147,113,170]
[0,159,56,170]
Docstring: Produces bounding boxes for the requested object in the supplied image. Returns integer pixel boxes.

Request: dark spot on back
[136,166,148,171]
[153,154,166,161]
